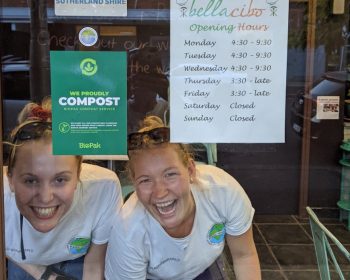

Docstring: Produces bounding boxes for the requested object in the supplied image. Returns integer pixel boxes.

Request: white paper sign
[170,0,289,143]
[55,0,127,17]
[316,96,340,120]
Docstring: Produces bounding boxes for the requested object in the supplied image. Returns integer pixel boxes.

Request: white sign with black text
[55,0,127,17]
[316,96,340,120]
[170,0,289,143]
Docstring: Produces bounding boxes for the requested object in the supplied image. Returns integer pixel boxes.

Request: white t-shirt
[5,163,123,265]
[105,165,254,280]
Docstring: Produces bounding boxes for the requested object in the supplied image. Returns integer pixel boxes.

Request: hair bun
[139,116,165,132]
[28,106,52,121]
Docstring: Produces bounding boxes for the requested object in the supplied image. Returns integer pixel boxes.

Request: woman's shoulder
[112,195,151,241]
[195,164,240,189]
[80,163,119,182]
[79,163,122,202]
[121,194,149,225]
[193,164,247,206]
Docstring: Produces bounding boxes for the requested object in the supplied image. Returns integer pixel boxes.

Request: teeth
[156,200,175,208]
[33,207,57,218]
[156,200,176,215]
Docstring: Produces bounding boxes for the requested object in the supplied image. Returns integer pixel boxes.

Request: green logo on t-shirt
[67,237,91,254]
[207,223,225,244]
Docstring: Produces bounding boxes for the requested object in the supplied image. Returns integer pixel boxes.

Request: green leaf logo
[80,58,98,76]
[59,122,70,133]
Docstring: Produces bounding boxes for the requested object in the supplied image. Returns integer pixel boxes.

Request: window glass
[1,1,350,277]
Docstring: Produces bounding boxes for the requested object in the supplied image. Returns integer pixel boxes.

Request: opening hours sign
[170,0,289,143]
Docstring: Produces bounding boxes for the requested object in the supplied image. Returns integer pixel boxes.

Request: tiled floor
[224,213,350,280]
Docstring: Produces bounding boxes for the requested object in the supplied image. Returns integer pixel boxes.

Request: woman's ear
[188,159,196,180]
[7,172,15,192]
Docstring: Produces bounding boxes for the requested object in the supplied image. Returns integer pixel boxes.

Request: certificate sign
[316,96,340,120]
[50,51,127,155]
[170,0,289,143]
[55,0,127,17]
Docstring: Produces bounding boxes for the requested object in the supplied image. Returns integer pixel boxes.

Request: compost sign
[50,51,127,155]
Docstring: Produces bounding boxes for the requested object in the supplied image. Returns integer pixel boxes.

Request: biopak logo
[80,58,98,76]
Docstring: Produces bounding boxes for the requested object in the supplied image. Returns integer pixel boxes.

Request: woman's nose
[39,185,54,203]
[153,179,168,198]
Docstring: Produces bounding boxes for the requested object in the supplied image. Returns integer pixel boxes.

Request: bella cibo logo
[59,122,70,133]
[207,223,225,244]
[80,58,98,76]
[266,0,279,16]
[176,0,189,17]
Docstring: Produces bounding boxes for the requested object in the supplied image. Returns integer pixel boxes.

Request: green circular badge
[68,237,91,254]
[79,27,98,47]
[59,122,70,133]
[207,223,225,244]
[80,58,98,76]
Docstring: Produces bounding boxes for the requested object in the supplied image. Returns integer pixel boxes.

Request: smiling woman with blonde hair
[105,116,261,280]
[5,97,122,280]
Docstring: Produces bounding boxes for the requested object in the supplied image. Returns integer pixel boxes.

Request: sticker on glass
[79,27,98,47]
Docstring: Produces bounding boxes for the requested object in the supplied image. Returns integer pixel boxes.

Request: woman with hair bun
[105,116,260,280]
[5,97,123,280]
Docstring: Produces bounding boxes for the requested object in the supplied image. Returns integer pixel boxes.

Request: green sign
[50,51,127,155]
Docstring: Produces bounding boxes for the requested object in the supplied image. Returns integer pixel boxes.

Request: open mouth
[32,206,58,219]
[155,200,177,215]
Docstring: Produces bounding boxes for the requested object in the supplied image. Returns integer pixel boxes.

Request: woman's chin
[32,222,57,233]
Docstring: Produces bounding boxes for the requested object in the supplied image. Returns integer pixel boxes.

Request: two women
[5,98,122,280]
[105,116,261,279]
[4,97,260,279]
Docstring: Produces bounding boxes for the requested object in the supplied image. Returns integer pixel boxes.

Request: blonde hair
[7,96,82,176]
[10,97,52,143]
[127,116,194,179]
[18,96,52,122]
[138,116,164,132]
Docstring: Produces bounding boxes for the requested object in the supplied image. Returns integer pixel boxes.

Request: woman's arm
[7,259,57,280]
[8,244,106,280]
[83,243,107,280]
[105,227,148,280]
[226,226,261,280]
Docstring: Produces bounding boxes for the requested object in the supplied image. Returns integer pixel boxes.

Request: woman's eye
[164,172,180,182]
[140,178,151,184]
[136,178,152,186]
[165,172,178,178]
[24,178,38,185]
[55,177,68,184]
